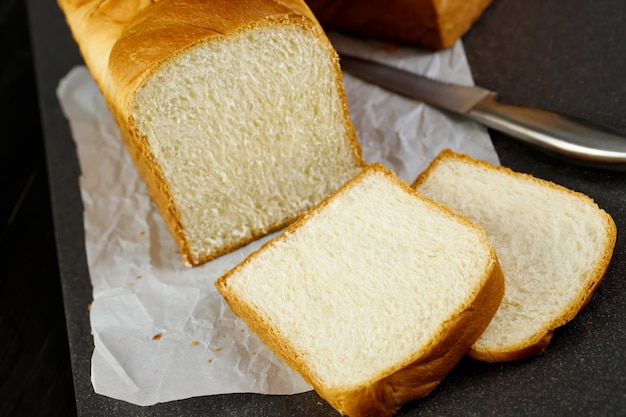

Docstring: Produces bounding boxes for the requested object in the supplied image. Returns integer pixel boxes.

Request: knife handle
[467,94,626,171]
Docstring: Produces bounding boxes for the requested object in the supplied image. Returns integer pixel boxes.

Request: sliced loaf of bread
[413,150,617,362]
[58,0,364,266]
[216,163,504,416]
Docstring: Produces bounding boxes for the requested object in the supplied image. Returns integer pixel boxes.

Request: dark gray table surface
[27,0,626,415]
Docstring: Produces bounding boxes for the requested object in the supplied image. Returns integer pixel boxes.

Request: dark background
[2,0,625,416]
[0,1,76,416]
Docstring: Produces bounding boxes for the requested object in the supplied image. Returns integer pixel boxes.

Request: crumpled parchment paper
[56,33,499,406]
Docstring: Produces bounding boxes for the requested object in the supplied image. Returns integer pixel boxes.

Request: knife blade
[338,53,626,171]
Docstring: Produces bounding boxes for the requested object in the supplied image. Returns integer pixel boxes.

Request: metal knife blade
[338,53,626,171]
[339,54,492,114]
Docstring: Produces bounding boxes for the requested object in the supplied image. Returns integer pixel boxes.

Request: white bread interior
[58,0,364,266]
[413,150,617,362]
[131,24,363,264]
[216,164,504,417]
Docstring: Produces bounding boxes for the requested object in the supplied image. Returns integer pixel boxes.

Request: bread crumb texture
[415,151,616,360]
[133,24,361,264]
[221,166,493,388]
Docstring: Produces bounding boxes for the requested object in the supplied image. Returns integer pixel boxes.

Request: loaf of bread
[306,0,494,49]
[413,150,617,362]
[57,0,364,266]
[216,163,504,416]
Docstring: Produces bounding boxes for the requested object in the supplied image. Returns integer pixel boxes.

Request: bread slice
[216,163,504,416]
[306,0,494,49]
[58,0,364,266]
[413,150,617,362]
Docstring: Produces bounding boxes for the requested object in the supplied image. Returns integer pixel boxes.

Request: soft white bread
[216,163,504,417]
[57,0,364,266]
[413,150,617,362]
[305,0,494,49]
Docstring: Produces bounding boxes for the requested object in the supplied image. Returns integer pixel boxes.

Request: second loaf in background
[57,0,364,266]
[306,0,495,49]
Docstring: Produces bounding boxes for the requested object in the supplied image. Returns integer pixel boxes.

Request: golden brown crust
[321,257,504,417]
[58,0,363,266]
[468,332,553,363]
[414,149,618,363]
[58,0,320,106]
[305,0,494,49]
[216,163,505,416]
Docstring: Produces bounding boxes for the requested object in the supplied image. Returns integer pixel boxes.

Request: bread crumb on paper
[385,43,398,54]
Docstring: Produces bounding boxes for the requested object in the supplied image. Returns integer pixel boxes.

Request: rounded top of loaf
[58,0,325,112]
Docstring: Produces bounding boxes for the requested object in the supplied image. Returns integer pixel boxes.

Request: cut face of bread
[413,150,617,362]
[57,0,363,266]
[131,24,363,265]
[216,164,504,417]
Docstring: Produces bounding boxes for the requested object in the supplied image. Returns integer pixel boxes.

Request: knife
[338,53,626,171]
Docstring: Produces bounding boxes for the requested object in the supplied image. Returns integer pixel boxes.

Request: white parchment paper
[56,34,498,406]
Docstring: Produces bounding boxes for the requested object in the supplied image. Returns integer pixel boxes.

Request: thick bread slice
[413,150,617,362]
[306,0,494,49]
[216,164,504,417]
[58,0,364,266]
